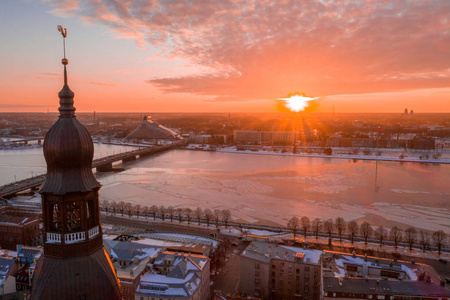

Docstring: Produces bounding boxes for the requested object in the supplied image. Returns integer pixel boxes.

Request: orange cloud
[41,0,450,110]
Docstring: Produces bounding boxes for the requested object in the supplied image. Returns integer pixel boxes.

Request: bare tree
[375,226,387,247]
[124,202,133,217]
[389,226,403,249]
[311,218,322,241]
[118,201,125,216]
[110,201,117,215]
[195,207,203,225]
[221,209,232,228]
[184,208,193,224]
[141,206,148,218]
[287,216,300,240]
[101,200,110,212]
[347,221,358,245]
[360,221,373,245]
[324,219,334,243]
[300,216,310,240]
[204,208,213,227]
[335,217,346,242]
[149,205,158,220]
[213,209,221,227]
[166,206,175,222]
[134,204,141,218]
[432,230,447,255]
[404,227,417,251]
[159,206,166,221]
[176,208,184,223]
[419,230,430,253]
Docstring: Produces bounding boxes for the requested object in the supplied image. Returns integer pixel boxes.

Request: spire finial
[57,25,75,117]
[58,25,69,84]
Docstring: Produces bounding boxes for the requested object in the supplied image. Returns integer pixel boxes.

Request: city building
[133,233,225,271]
[234,130,295,145]
[0,255,17,297]
[240,241,322,300]
[135,251,210,300]
[135,233,218,257]
[15,245,43,292]
[126,115,183,141]
[104,240,161,300]
[322,252,450,300]
[30,43,121,299]
[409,136,435,150]
[0,206,40,250]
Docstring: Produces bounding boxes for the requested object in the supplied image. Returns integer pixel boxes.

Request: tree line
[100,200,232,228]
[287,216,448,255]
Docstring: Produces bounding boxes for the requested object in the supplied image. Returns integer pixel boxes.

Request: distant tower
[31,26,121,300]
[404,108,408,116]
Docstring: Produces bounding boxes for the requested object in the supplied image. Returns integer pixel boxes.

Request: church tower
[31,26,121,300]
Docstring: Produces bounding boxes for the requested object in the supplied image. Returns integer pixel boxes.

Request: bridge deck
[0,142,183,198]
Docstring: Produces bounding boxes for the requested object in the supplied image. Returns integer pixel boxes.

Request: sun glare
[278,94,319,112]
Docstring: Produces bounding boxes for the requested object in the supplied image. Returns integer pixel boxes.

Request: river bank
[183,144,450,164]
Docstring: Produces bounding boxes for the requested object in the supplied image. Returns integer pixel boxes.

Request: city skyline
[1,0,450,113]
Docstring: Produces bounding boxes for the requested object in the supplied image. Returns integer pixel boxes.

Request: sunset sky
[1,0,449,113]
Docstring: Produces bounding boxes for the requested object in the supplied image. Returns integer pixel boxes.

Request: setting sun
[278,94,319,112]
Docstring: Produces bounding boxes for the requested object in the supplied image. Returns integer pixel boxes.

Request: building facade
[0,207,40,250]
[234,130,295,145]
[240,241,322,300]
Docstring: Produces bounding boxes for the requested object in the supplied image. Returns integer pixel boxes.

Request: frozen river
[97,150,450,233]
[2,147,449,232]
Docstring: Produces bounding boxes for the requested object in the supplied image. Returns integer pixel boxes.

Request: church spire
[57,25,75,117]
[32,26,121,299]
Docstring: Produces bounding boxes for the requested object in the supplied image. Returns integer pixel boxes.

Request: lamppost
[375,126,382,191]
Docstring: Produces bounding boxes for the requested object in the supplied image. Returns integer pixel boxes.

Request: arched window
[66,202,81,231]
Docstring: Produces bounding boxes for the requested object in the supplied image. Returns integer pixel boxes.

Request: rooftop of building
[132,233,216,255]
[0,256,15,276]
[104,239,162,263]
[322,252,435,282]
[323,277,450,297]
[136,251,208,298]
[153,251,208,274]
[241,241,322,265]
[17,246,42,260]
[0,207,39,226]
[126,116,182,140]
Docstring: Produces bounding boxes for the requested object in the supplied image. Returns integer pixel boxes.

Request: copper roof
[31,247,121,300]
[40,66,100,195]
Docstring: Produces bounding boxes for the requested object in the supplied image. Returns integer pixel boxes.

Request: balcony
[46,232,61,243]
[88,226,100,239]
[45,225,100,244]
[65,232,86,244]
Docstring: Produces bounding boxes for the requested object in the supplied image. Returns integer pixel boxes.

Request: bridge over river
[0,142,184,198]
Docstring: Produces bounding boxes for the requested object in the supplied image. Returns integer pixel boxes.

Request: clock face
[66,202,81,231]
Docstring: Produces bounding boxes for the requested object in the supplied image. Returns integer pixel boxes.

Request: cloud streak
[42,0,450,101]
